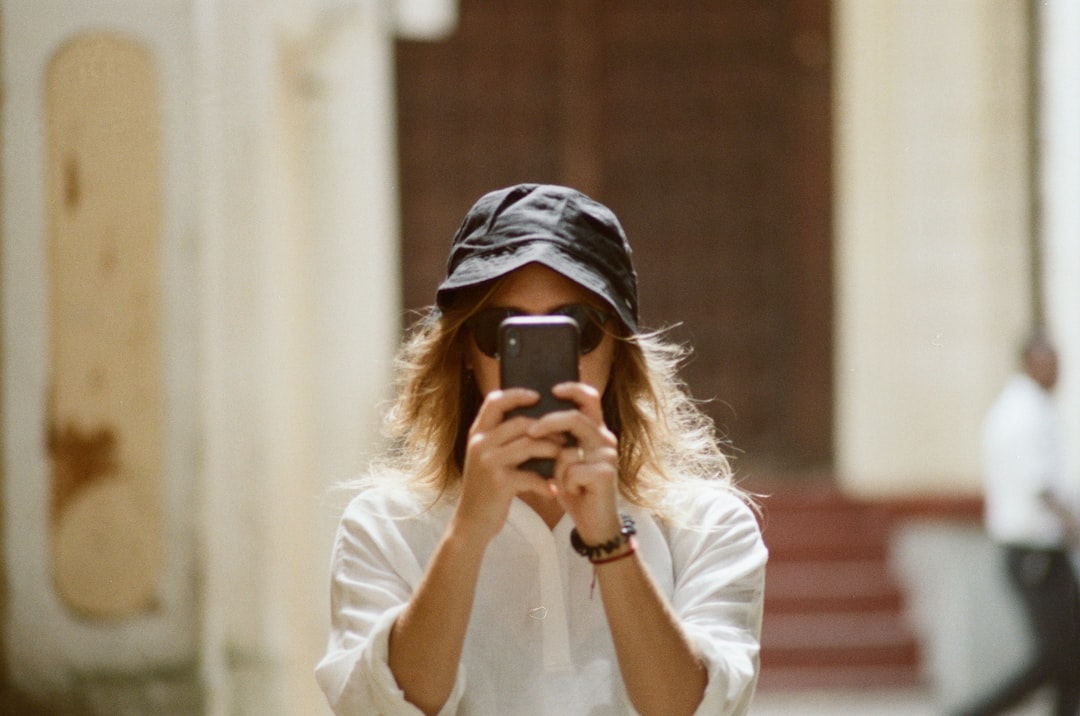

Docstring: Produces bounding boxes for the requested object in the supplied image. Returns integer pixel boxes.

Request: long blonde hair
[370,290,739,517]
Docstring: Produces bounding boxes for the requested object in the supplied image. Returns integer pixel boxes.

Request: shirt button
[527,606,548,620]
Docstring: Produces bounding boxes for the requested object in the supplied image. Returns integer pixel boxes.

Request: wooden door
[396,0,832,474]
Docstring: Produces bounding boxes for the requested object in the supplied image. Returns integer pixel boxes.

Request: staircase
[755,482,924,689]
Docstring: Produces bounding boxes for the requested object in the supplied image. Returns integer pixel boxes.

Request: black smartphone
[499,315,580,477]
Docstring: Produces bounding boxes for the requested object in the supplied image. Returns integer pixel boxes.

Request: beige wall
[834,0,1033,498]
[46,33,166,621]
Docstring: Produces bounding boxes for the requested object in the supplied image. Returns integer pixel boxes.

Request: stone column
[1039,0,1080,490]
[1,0,452,713]
[2,0,202,706]
[833,0,1032,497]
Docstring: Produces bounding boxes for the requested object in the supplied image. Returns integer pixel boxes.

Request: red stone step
[754,482,922,689]
[757,663,923,690]
[762,612,918,661]
[764,560,905,613]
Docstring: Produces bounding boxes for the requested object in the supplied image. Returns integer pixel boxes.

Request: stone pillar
[0,0,447,713]
[193,1,412,713]
[2,1,202,708]
[1039,0,1080,490]
[833,0,1032,498]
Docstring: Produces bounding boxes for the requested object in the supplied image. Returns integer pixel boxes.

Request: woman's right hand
[453,387,561,546]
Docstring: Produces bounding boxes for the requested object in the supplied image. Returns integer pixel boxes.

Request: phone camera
[504,330,521,358]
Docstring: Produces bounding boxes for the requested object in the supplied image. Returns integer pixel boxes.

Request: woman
[316,184,767,715]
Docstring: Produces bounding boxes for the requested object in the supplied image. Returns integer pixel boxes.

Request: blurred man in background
[956,331,1080,716]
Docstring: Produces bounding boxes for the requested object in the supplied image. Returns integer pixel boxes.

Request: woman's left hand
[528,382,622,543]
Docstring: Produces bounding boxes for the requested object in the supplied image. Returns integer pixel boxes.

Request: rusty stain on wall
[47,422,118,517]
[63,155,81,210]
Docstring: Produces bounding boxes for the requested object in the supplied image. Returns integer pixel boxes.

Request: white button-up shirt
[982,373,1068,547]
[315,482,767,715]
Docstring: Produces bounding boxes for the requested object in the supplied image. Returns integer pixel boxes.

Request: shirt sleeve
[664,488,767,716]
[315,493,467,716]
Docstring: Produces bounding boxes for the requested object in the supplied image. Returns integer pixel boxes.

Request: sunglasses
[466,303,612,359]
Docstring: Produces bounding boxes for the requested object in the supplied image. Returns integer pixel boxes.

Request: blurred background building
[1,0,1077,713]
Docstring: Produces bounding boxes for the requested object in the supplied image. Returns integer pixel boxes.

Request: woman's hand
[455,388,563,546]
[529,382,622,543]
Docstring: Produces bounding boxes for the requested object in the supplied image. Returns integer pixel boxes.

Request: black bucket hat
[436,184,639,332]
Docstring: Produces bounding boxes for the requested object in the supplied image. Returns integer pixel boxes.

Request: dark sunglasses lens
[560,305,608,354]
[469,310,506,357]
